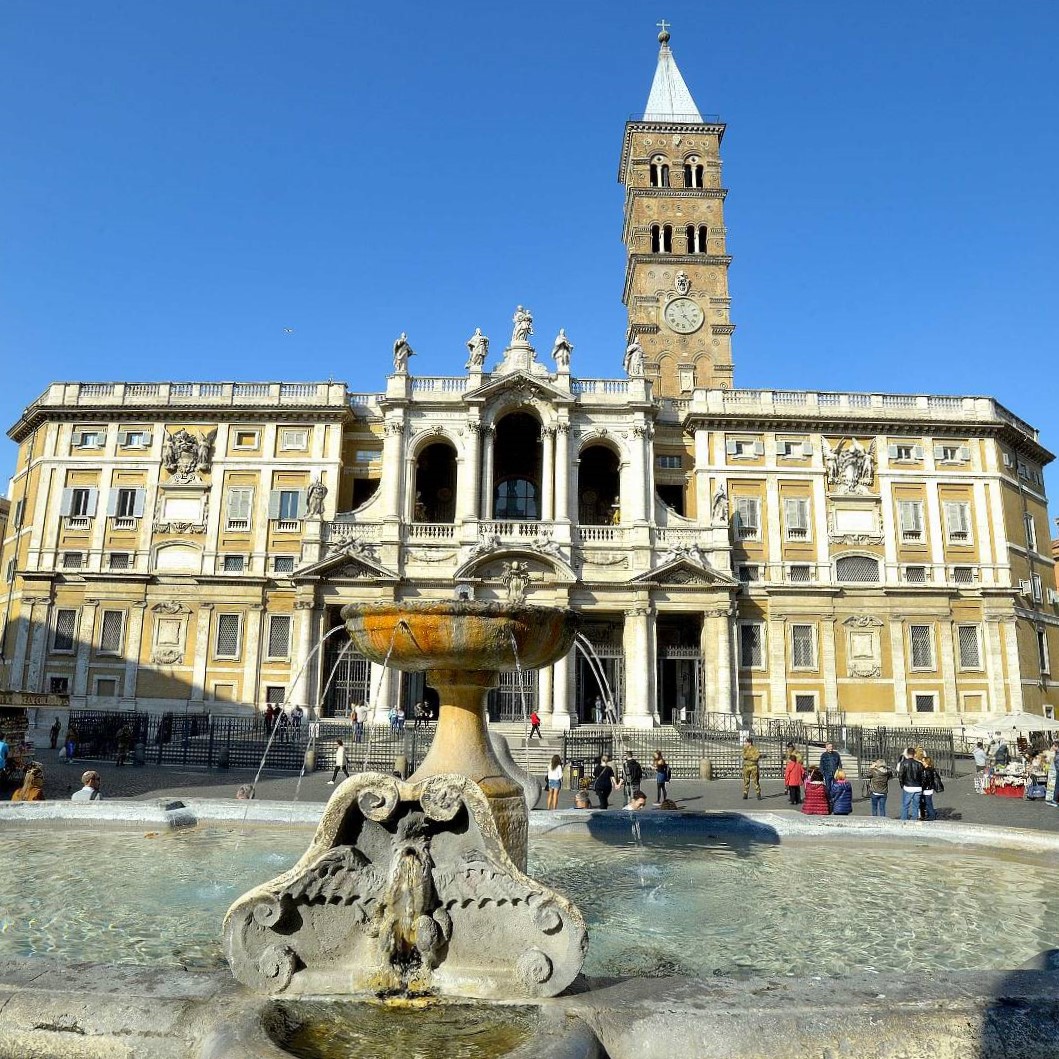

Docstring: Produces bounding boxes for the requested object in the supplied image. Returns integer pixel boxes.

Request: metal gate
[656,646,703,724]
[321,638,372,718]
[575,638,624,723]
[487,669,538,721]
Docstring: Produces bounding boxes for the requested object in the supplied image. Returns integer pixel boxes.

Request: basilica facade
[1,34,1055,729]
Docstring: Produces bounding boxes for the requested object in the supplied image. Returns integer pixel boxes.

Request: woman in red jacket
[802,766,830,815]
[783,753,806,805]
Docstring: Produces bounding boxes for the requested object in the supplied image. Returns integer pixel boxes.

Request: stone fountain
[223,600,587,1002]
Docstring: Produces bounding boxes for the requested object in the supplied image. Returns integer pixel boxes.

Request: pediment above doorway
[463,369,573,410]
[630,550,737,588]
[294,540,399,583]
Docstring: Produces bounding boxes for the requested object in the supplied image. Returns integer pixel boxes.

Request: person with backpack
[865,758,893,817]
[592,754,618,809]
[622,751,643,799]
[920,756,944,820]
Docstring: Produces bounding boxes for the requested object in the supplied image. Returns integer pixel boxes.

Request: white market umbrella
[962,712,1059,738]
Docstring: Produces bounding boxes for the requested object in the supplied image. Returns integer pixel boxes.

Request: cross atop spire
[643,24,702,122]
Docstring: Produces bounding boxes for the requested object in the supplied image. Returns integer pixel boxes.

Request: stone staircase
[489,721,564,776]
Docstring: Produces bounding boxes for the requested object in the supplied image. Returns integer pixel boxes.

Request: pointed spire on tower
[643,21,703,122]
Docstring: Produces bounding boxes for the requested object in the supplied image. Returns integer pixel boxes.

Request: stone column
[550,652,573,730]
[121,602,147,706]
[191,603,215,707]
[369,662,394,725]
[457,421,482,523]
[554,422,571,524]
[291,599,316,709]
[24,597,52,693]
[72,599,99,700]
[380,418,405,521]
[703,607,734,714]
[480,426,495,520]
[537,662,553,725]
[627,425,649,523]
[541,427,555,522]
[622,604,654,727]
[243,604,265,712]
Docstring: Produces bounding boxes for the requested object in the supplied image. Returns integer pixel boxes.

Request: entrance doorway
[321,631,372,718]
[487,669,538,721]
[656,615,704,724]
[574,619,625,723]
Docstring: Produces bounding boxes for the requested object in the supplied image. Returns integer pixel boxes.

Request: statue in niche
[623,336,645,377]
[501,560,531,603]
[551,328,572,369]
[393,332,415,373]
[306,477,327,518]
[465,328,489,370]
[711,482,729,523]
[510,305,533,345]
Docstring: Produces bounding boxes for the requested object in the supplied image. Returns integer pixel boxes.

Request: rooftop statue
[466,327,489,370]
[551,328,573,369]
[511,305,533,346]
[623,336,645,377]
[393,332,415,373]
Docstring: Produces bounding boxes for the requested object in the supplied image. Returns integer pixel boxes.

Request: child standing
[783,753,806,805]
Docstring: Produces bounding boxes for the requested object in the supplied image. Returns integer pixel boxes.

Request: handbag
[934,775,945,793]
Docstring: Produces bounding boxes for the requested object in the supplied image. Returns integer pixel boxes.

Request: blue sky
[2,1,1057,514]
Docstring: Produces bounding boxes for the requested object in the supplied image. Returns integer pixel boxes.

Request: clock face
[663,297,705,334]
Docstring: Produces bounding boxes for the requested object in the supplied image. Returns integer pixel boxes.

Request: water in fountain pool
[1,824,1056,977]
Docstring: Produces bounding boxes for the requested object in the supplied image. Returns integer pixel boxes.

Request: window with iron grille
[794,693,816,713]
[733,496,760,540]
[62,552,84,570]
[738,565,760,583]
[99,610,124,654]
[835,555,880,583]
[791,625,815,668]
[904,566,927,584]
[215,613,242,658]
[952,566,976,584]
[943,501,972,543]
[784,497,810,540]
[109,552,131,570]
[958,625,981,669]
[273,555,295,573]
[898,500,924,541]
[266,686,286,705]
[53,609,77,652]
[910,625,934,669]
[739,623,763,668]
[788,564,811,583]
[223,554,245,573]
[914,694,936,713]
[267,615,292,659]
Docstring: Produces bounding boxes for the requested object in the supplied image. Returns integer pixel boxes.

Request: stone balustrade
[27,380,350,410]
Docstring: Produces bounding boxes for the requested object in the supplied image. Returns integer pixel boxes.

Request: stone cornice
[618,120,727,181]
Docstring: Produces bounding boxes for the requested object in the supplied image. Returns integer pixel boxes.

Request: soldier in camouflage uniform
[742,736,762,800]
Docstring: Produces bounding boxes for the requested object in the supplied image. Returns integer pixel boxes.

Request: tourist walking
[866,757,893,817]
[115,725,131,767]
[328,739,349,785]
[291,705,305,736]
[819,742,842,798]
[830,769,853,815]
[352,702,366,743]
[592,754,618,809]
[395,705,405,734]
[12,764,44,802]
[920,756,943,820]
[71,770,102,801]
[388,706,399,734]
[741,736,762,800]
[546,754,563,810]
[972,741,989,793]
[528,710,542,741]
[622,750,643,799]
[653,751,671,804]
[898,746,925,821]
[783,753,805,805]
[264,704,276,735]
[49,717,62,750]
[801,767,830,815]
[63,732,76,763]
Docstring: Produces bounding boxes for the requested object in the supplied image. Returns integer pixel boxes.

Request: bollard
[303,747,316,773]
[133,742,146,767]
[394,754,407,779]
[699,758,713,781]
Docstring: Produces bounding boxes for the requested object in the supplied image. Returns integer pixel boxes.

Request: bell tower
[618,25,734,396]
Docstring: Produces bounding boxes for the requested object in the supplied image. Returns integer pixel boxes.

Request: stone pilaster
[191,603,215,707]
[820,619,839,715]
[938,621,958,716]
[537,662,553,724]
[541,427,555,521]
[121,602,148,706]
[291,599,316,709]
[550,651,573,730]
[243,604,265,711]
[457,420,482,523]
[24,597,52,693]
[1001,616,1024,711]
[72,599,99,699]
[889,620,909,714]
[554,421,571,525]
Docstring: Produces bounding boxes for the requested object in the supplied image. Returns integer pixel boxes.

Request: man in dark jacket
[897,746,925,820]
[622,751,643,797]
[819,742,842,796]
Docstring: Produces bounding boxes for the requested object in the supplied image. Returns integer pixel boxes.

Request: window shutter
[142,431,153,447]
[85,489,98,517]
[71,432,83,448]
[227,489,252,520]
[888,444,898,459]
[753,440,764,456]
[959,446,970,461]
[60,489,73,516]
[118,431,129,446]
[786,498,808,531]
[106,490,119,516]
[726,439,737,456]
[933,444,945,459]
[899,501,922,533]
[801,440,813,457]
[133,488,146,518]
[1002,452,1012,468]
[913,445,924,460]
[775,442,786,457]
[268,490,282,520]
[297,490,307,518]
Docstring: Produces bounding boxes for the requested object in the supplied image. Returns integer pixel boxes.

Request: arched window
[683,157,704,188]
[684,225,709,253]
[577,445,621,525]
[651,225,661,253]
[412,441,457,523]
[662,224,673,253]
[649,155,671,188]
[835,555,881,583]
[495,477,539,519]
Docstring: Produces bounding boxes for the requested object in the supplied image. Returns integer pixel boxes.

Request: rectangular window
[784,497,810,540]
[934,444,968,463]
[267,615,292,658]
[910,624,934,669]
[4,558,14,583]
[69,488,92,518]
[794,693,816,713]
[952,565,976,584]
[893,444,914,461]
[788,564,811,583]
[958,625,981,669]
[53,609,77,652]
[215,613,242,659]
[226,487,254,531]
[727,438,764,459]
[355,449,381,463]
[115,488,138,518]
[233,430,259,448]
[74,429,104,449]
[271,489,302,521]
[223,554,245,573]
[791,624,815,668]
[49,676,69,695]
[1032,574,1044,604]
[777,438,812,458]
[62,552,84,570]
[656,455,682,470]
[898,500,924,541]
[95,677,118,698]
[1038,629,1050,674]
[914,693,936,713]
[266,685,286,705]
[99,610,124,654]
[904,565,927,584]
[738,564,760,583]
[739,623,764,668]
[273,555,295,573]
[1024,513,1038,552]
[944,501,972,543]
[120,430,150,448]
[733,496,761,540]
[109,553,131,570]
[13,498,25,528]
[280,428,309,451]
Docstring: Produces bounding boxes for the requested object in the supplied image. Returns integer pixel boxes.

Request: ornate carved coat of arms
[162,428,216,483]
